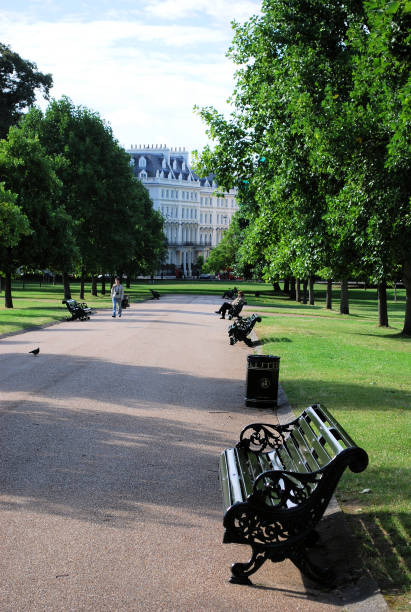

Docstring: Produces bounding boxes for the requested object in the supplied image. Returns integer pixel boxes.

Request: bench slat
[219,451,233,509]
[235,446,255,499]
[297,418,333,466]
[225,448,244,505]
[305,407,346,457]
[282,436,310,473]
[290,427,321,471]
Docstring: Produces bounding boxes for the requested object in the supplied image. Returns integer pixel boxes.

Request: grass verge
[252,288,410,609]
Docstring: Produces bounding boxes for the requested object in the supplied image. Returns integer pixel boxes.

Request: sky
[0,0,261,154]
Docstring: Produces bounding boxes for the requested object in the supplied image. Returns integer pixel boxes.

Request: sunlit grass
[254,292,410,607]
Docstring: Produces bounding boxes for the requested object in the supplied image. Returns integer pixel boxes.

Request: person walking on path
[111,276,124,318]
[215,290,245,319]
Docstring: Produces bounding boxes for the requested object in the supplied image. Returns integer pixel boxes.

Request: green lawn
[251,289,410,609]
[0,279,265,336]
[1,279,410,607]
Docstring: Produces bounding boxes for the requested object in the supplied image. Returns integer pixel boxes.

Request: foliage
[195,0,411,331]
[0,125,69,277]
[0,182,31,250]
[0,42,52,139]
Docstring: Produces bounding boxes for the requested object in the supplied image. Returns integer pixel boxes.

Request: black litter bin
[245,354,280,407]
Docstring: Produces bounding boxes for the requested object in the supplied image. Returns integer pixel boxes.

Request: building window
[139,170,147,179]
[139,156,146,168]
[162,158,167,169]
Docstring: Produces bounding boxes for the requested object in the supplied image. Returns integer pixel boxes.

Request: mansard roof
[129,150,216,187]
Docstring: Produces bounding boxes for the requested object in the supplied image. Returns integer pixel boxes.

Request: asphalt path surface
[0,295,386,611]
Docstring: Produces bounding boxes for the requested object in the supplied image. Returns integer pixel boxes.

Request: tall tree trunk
[63,272,71,300]
[309,275,315,305]
[126,276,131,289]
[289,278,296,300]
[302,279,308,304]
[283,278,290,294]
[340,279,349,315]
[80,270,85,300]
[273,281,281,293]
[5,271,13,308]
[101,277,106,295]
[402,261,411,335]
[91,275,98,296]
[326,279,332,310]
[378,280,389,327]
[295,278,301,302]
[0,275,2,293]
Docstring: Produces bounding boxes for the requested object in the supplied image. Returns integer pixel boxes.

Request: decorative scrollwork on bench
[252,470,323,508]
[238,423,293,452]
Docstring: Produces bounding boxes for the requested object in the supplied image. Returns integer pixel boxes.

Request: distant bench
[62,299,92,321]
[150,289,160,300]
[219,404,368,585]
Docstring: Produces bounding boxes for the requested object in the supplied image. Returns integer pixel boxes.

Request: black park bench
[62,299,92,321]
[227,301,247,320]
[219,404,368,586]
[150,289,160,300]
[228,314,261,346]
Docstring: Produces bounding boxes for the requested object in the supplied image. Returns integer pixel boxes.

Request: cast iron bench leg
[230,548,268,585]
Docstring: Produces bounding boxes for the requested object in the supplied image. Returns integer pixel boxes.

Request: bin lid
[247,354,280,364]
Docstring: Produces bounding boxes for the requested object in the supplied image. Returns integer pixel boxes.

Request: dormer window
[182,161,186,171]
[139,170,147,179]
[162,158,167,169]
[168,172,172,179]
[172,159,178,170]
[178,173,182,180]
[139,156,147,168]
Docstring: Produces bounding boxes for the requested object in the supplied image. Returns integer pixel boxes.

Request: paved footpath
[0,295,386,611]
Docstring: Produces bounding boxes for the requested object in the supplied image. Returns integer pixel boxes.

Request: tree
[0,43,52,139]
[0,125,65,307]
[195,0,410,331]
[0,182,31,247]
[203,215,242,275]
[22,98,166,296]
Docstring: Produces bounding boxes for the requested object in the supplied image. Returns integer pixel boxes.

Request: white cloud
[0,3,257,150]
[144,0,259,23]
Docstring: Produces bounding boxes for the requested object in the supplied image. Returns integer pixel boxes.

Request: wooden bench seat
[219,404,368,585]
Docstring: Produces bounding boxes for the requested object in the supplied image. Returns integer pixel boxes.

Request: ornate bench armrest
[237,422,295,452]
[251,469,322,509]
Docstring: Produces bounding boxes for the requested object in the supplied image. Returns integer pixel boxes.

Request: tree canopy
[0,42,52,139]
[195,0,411,333]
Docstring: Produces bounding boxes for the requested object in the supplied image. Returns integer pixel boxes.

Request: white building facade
[127,144,238,277]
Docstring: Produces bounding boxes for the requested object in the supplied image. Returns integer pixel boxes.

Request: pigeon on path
[29,348,40,355]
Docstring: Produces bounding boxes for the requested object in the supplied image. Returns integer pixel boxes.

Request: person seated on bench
[216,291,245,319]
